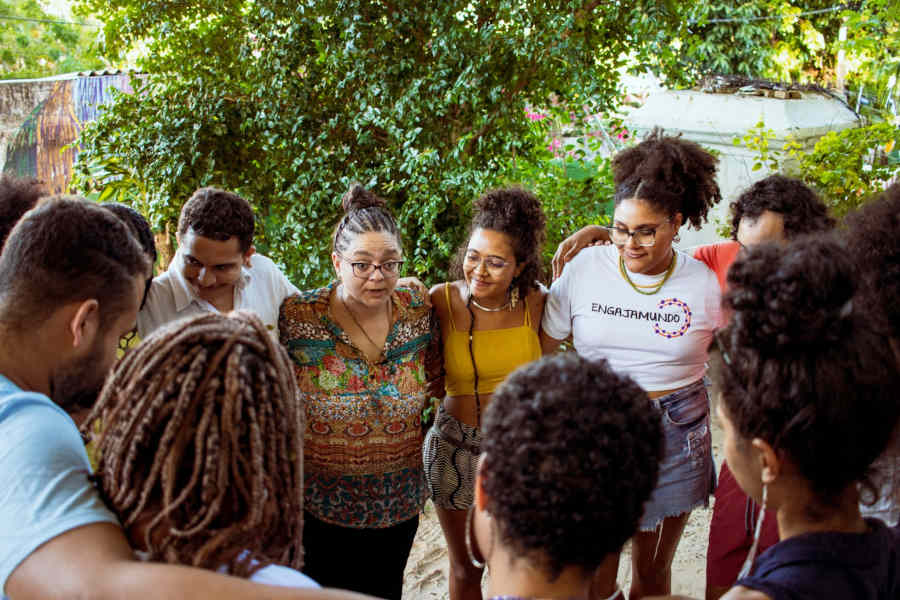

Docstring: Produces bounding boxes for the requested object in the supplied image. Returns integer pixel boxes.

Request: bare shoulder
[722,586,772,600]
[429,281,462,321]
[526,286,546,329]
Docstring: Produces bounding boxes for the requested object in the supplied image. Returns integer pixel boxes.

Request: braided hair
[332,184,401,255]
[82,312,304,577]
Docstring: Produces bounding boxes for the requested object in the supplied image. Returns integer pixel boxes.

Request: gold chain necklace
[619,252,677,295]
[339,289,389,357]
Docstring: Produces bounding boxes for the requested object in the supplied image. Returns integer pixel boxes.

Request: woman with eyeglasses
[541,130,724,599]
[278,184,442,599]
[425,187,546,600]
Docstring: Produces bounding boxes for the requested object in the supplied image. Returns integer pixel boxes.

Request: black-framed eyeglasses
[337,253,404,279]
[603,218,672,247]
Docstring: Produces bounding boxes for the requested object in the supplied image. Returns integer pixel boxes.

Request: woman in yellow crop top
[424,188,546,600]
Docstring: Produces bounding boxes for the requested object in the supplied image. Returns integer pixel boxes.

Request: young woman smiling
[541,130,724,599]
[425,188,547,600]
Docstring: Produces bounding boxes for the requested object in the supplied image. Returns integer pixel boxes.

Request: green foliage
[637,1,900,116]
[733,120,780,172]
[500,104,617,275]
[734,117,900,218]
[786,120,900,217]
[72,0,679,288]
[0,0,108,79]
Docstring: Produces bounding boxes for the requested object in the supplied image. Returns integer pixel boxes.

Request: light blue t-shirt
[0,375,118,597]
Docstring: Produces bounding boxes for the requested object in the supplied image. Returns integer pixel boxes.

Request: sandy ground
[403,358,727,599]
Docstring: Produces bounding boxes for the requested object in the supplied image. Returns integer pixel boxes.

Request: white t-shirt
[138,251,299,339]
[543,245,723,391]
[249,563,320,588]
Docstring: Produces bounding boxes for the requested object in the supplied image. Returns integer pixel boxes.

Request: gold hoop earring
[465,505,486,569]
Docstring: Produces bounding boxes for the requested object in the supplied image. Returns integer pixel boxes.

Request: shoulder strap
[444,282,457,331]
[523,295,532,327]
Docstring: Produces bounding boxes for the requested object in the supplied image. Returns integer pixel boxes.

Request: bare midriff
[443,393,492,429]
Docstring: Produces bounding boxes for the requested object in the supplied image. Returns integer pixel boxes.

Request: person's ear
[68,299,100,350]
[673,212,684,230]
[513,261,525,278]
[243,245,256,268]
[331,252,342,277]
[474,455,489,511]
[751,437,781,484]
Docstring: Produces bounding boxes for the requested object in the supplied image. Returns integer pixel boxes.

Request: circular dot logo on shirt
[653,298,692,339]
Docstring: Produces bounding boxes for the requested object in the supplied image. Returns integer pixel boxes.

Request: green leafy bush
[71,0,679,288]
[734,117,900,218]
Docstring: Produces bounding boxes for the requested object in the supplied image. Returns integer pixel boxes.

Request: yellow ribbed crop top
[443,283,542,397]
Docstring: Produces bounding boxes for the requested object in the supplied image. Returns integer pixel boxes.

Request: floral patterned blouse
[279,282,442,529]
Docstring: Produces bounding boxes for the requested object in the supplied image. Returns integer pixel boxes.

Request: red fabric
[707,461,780,588]
[693,242,741,292]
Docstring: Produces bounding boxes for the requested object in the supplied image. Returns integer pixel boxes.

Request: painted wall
[0,73,134,194]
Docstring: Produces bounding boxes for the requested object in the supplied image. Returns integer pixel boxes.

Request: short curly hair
[480,353,663,580]
[718,236,900,507]
[453,187,546,298]
[102,203,158,267]
[612,128,721,229]
[843,183,900,340]
[178,187,255,252]
[729,175,834,240]
[0,174,46,248]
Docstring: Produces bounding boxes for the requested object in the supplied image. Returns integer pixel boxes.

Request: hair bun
[725,236,856,350]
[341,184,385,213]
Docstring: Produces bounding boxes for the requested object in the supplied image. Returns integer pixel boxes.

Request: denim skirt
[639,377,715,531]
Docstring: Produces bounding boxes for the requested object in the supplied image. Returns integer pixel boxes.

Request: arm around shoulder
[7,521,381,600]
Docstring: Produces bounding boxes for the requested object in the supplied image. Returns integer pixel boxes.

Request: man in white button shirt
[138,187,299,338]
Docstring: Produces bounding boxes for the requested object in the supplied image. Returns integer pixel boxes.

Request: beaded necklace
[618,252,677,296]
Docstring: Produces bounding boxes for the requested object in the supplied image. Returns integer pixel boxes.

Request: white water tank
[625,89,860,247]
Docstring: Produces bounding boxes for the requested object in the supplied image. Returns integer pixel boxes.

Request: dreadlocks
[82,311,304,577]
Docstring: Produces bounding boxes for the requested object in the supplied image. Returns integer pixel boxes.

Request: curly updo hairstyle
[332,183,402,256]
[612,128,721,229]
[453,187,546,299]
[718,236,900,509]
[729,174,834,240]
[480,353,663,580]
[843,182,900,341]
